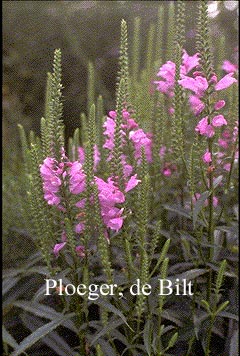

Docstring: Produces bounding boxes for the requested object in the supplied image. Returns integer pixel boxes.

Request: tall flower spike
[44,49,64,160]
[116,19,130,104]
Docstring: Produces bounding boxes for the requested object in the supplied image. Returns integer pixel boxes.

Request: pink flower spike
[212,115,227,127]
[53,242,66,257]
[75,245,85,257]
[202,150,212,163]
[214,100,225,111]
[125,174,141,192]
[215,73,237,91]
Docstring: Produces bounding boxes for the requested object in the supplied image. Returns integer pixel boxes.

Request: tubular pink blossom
[222,60,238,73]
[215,73,237,91]
[202,150,212,163]
[211,115,227,127]
[178,75,208,97]
[75,245,85,257]
[180,50,200,75]
[214,100,225,111]
[53,242,66,257]
[125,174,141,192]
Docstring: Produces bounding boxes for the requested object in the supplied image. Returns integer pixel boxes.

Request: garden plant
[3,1,238,356]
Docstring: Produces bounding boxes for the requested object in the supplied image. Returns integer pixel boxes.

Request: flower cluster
[103,108,153,166]
[40,147,141,257]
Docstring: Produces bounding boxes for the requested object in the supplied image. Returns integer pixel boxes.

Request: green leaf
[217,311,239,321]
[143,319,152,356]
[193,191,210,227]
[230,330,238,356]
[94,298,133,331]
[215,301,229,315]
[2,277,20,296]
[13,300,77,333]
[90,318,124,347]
[10,313,74,356]
[2,325,18,349]
[165,332,178,350]
[201,300,211,314]
[21,313,76,356]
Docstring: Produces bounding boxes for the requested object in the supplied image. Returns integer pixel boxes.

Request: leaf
[94,298,133,331]
[21,313,77,356]
[215,301,229,315]
[97,339,117,356]
[2,325,18,349]
[217,311,239,321]
[90,317,124,346]
[13,300,77,333]
[212,175,223,189]
[2,277,20,296]
[230,330,239,356]
[163,205,192,219]
[168,268,208,282]
[143,319,152,356]
[201,300,211,314]
[193,191,210,227]
[10,313,74,356]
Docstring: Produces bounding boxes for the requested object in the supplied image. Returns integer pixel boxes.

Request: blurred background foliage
[2,1,238,268]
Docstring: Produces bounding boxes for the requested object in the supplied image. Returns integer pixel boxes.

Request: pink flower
[109,110,117,119]
[78,147,85,164]
[202,150,212,163]
[53,242,66,257]
[106,217,124,232]
[163,168,172,177]
[75,245,85,257]
[195,117,215,137]
[189,95,205,115]
[121,155,133,177]
[129,129,153,163]
[154,61,176,97]
[218,139,228,149]
[204,125,215,138]
[178,75,208,97]
[222,60,238,73]
[40,157,62,206]
[215,73,237,91]
[223,163,231,172]
[211,115,227,127]
[195,117,208,134]
[69,162,86,194]
[214,100,225,111]
[125,174,141,192]
[157,61,176,82]
[180,50,200,76]
[213,197,218,208]
[75,223,85,234]
[159,146,167,158]
[193,194,218,208]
